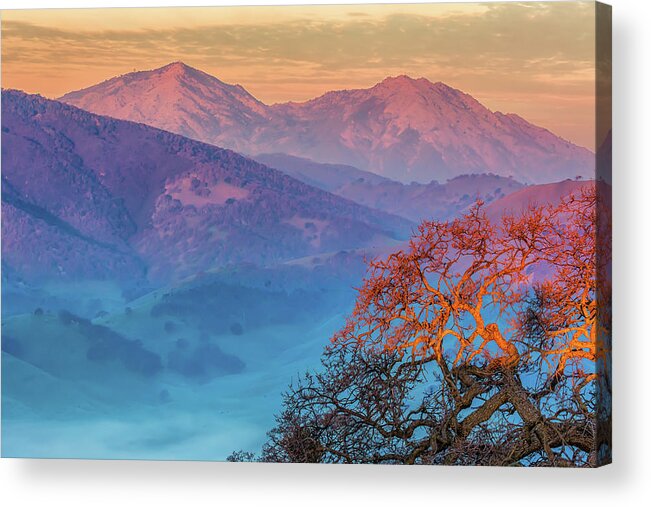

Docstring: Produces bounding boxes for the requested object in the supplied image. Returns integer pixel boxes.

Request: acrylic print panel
[0,1,611,466]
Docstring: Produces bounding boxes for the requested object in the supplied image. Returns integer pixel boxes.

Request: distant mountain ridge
[60,62,594,184]
[2,90,413,284]
[252,153,391,192]
[254,153,525,223]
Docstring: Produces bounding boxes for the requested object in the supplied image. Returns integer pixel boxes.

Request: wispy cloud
[1,2,596,148]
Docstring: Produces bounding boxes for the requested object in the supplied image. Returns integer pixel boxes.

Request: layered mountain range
[3,62,597,287]
[0,50,608,467]
[2,90,412,285]
[61,62,594,184]
[254,153,524,223]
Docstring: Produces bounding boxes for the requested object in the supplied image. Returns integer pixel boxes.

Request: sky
[1,1,597,149]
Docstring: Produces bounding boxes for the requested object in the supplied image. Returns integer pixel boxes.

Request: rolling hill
[254,153,525,223]
[2,89,413,285]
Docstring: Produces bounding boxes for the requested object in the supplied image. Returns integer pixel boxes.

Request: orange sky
[1,2,597,149]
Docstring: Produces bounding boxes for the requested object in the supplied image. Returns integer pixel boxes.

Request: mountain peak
[152,61,211,83]
[162,61,191,70]
[373,75,459,98]
[59,62,270,150]
[158,60,206,75]
[156,61,199,77]
[383,74,419,83]
[376,74,424,90]
[59,67,594,185]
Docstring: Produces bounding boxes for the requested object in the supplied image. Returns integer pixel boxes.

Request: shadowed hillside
[2,89,413,285]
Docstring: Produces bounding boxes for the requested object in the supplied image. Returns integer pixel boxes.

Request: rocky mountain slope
[59,62,270,154]
[61,62,594,184]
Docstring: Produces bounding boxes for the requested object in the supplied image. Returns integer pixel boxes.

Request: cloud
[2,3,594,73]
[1,2,596,148]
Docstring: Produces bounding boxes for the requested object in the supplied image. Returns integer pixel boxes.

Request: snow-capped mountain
[61,63,594,184]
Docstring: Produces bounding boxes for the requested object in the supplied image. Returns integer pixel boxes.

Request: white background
[1,0,649,505]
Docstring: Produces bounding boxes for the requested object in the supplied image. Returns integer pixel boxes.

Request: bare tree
[257,186,611,466]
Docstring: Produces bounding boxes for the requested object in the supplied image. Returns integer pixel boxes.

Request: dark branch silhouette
[237,186,610,466]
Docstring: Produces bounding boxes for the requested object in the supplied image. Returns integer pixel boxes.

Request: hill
[2,89,413,284]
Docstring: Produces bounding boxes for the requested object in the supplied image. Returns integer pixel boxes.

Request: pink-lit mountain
[59,62,270,154]
[2,90,412,284]
[61,62,594,184]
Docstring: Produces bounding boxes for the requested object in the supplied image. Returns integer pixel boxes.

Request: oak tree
[260,186,611,466]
